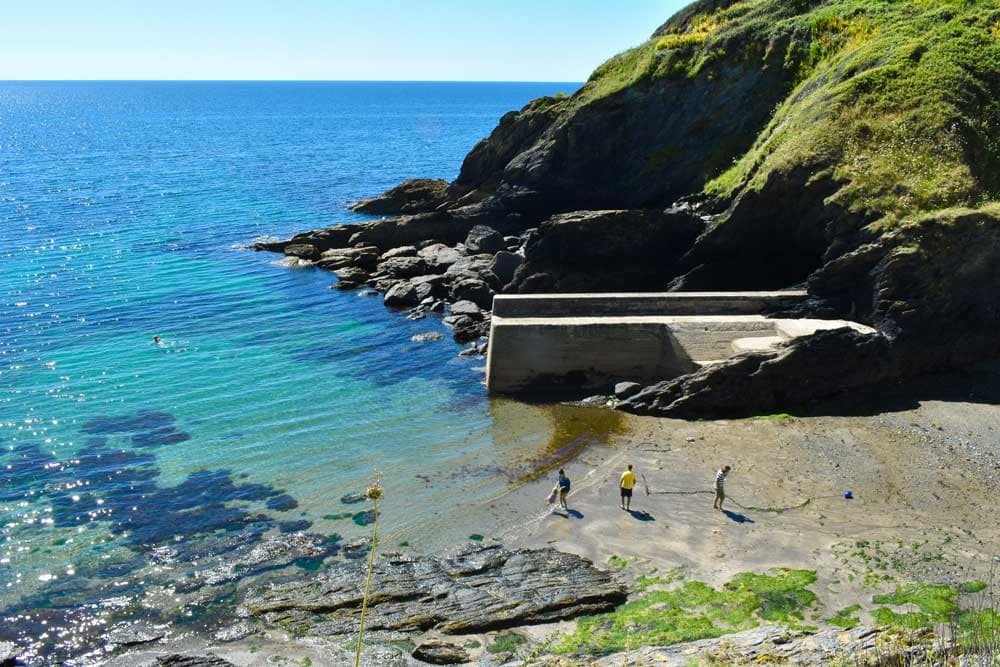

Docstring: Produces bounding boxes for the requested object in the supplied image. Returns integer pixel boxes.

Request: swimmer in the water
[152,335,162,345]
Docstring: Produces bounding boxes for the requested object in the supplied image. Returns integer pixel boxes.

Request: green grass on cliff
[713,0,1000,220]
[551,568,817,656]
[562,0,1000,223]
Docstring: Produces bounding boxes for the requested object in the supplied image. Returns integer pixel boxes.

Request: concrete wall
[492,291,807,318]
[485,316,779,394]
[485,292,873,395]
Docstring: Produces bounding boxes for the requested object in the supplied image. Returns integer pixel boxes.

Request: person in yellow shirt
[619,464,636,511]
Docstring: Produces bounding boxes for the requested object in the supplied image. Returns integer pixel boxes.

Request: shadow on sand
[723,509,754,524]
[771,360,1000,419]
[627,509,655,521]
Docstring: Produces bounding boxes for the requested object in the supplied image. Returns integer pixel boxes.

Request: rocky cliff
[260,0,1000,415]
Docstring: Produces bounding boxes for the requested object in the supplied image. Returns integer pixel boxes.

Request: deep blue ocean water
[0,81,580,661]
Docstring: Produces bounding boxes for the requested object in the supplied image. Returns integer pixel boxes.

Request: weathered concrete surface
[492,291,808,318]
[486,292,874,394]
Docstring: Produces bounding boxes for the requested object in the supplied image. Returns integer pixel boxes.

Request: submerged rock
[105,621,166,646]
[212,621,256,643]
[176,533,333,591]
[242,544,626,637]
[412,332,445,343]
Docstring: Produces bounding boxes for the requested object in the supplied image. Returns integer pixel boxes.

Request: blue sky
[1,1,688,81]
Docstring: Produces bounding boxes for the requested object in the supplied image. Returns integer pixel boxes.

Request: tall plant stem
[354,497,379,667]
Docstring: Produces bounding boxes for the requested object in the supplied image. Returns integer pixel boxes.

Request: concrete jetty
[485,292,875,394]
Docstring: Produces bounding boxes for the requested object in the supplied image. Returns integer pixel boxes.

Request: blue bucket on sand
[844,490,853,500]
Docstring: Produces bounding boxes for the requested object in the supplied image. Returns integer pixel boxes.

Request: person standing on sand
[619,464,636,511]
[713,465,731,511]
[556,469,571,510]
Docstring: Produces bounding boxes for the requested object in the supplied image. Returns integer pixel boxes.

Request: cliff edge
[263,0,1000,415]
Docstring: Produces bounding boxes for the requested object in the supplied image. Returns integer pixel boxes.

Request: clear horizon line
[0,78,585,84]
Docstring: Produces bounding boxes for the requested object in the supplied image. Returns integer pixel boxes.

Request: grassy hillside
[572,0,1000,223]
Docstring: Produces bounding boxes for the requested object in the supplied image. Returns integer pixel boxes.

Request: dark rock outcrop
[384,282,420,309]
[464,225,506,254]
[381,245,418,260]
[282,243,320,261]
[241,544,626,637]
[445,312,490,344]
[622,328,895,417]
[333,266,370,289]
[451,38,798,217]
[450,278,493,310]
[508,208,704,293]
[411,640,470,665]
[351,178,451,215]
[614,382,643,400]
[418,243,463,269]
[624,206,1000,416]
[375,256,430,280]
[254,0,1000,412]
[316,246,379,271]
[156,655,236,667]
[489,251,523,286]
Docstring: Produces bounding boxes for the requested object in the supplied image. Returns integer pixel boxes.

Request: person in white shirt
[713,465,731,511]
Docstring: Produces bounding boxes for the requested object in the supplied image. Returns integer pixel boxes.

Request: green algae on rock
[551,568,819,656]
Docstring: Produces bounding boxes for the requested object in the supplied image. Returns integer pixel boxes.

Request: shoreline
[91,361,1000,665]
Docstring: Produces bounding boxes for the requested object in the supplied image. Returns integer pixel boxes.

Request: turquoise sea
[0,81,583,662]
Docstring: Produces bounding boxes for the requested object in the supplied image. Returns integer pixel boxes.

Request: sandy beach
[500,362,1000,632]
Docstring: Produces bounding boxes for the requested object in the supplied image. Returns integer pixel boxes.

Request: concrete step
[731,336,784,354]
[775,318,878,340]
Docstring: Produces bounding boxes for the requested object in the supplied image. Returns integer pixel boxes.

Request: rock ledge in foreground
[242,543,626,636]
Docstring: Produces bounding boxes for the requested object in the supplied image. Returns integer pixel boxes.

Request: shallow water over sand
[0,81,588,661]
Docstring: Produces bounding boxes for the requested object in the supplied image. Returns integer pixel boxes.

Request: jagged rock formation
[240,544,626,637]
[258,0,1000,414]
[350,178,451,214]
[508,207,705,292]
